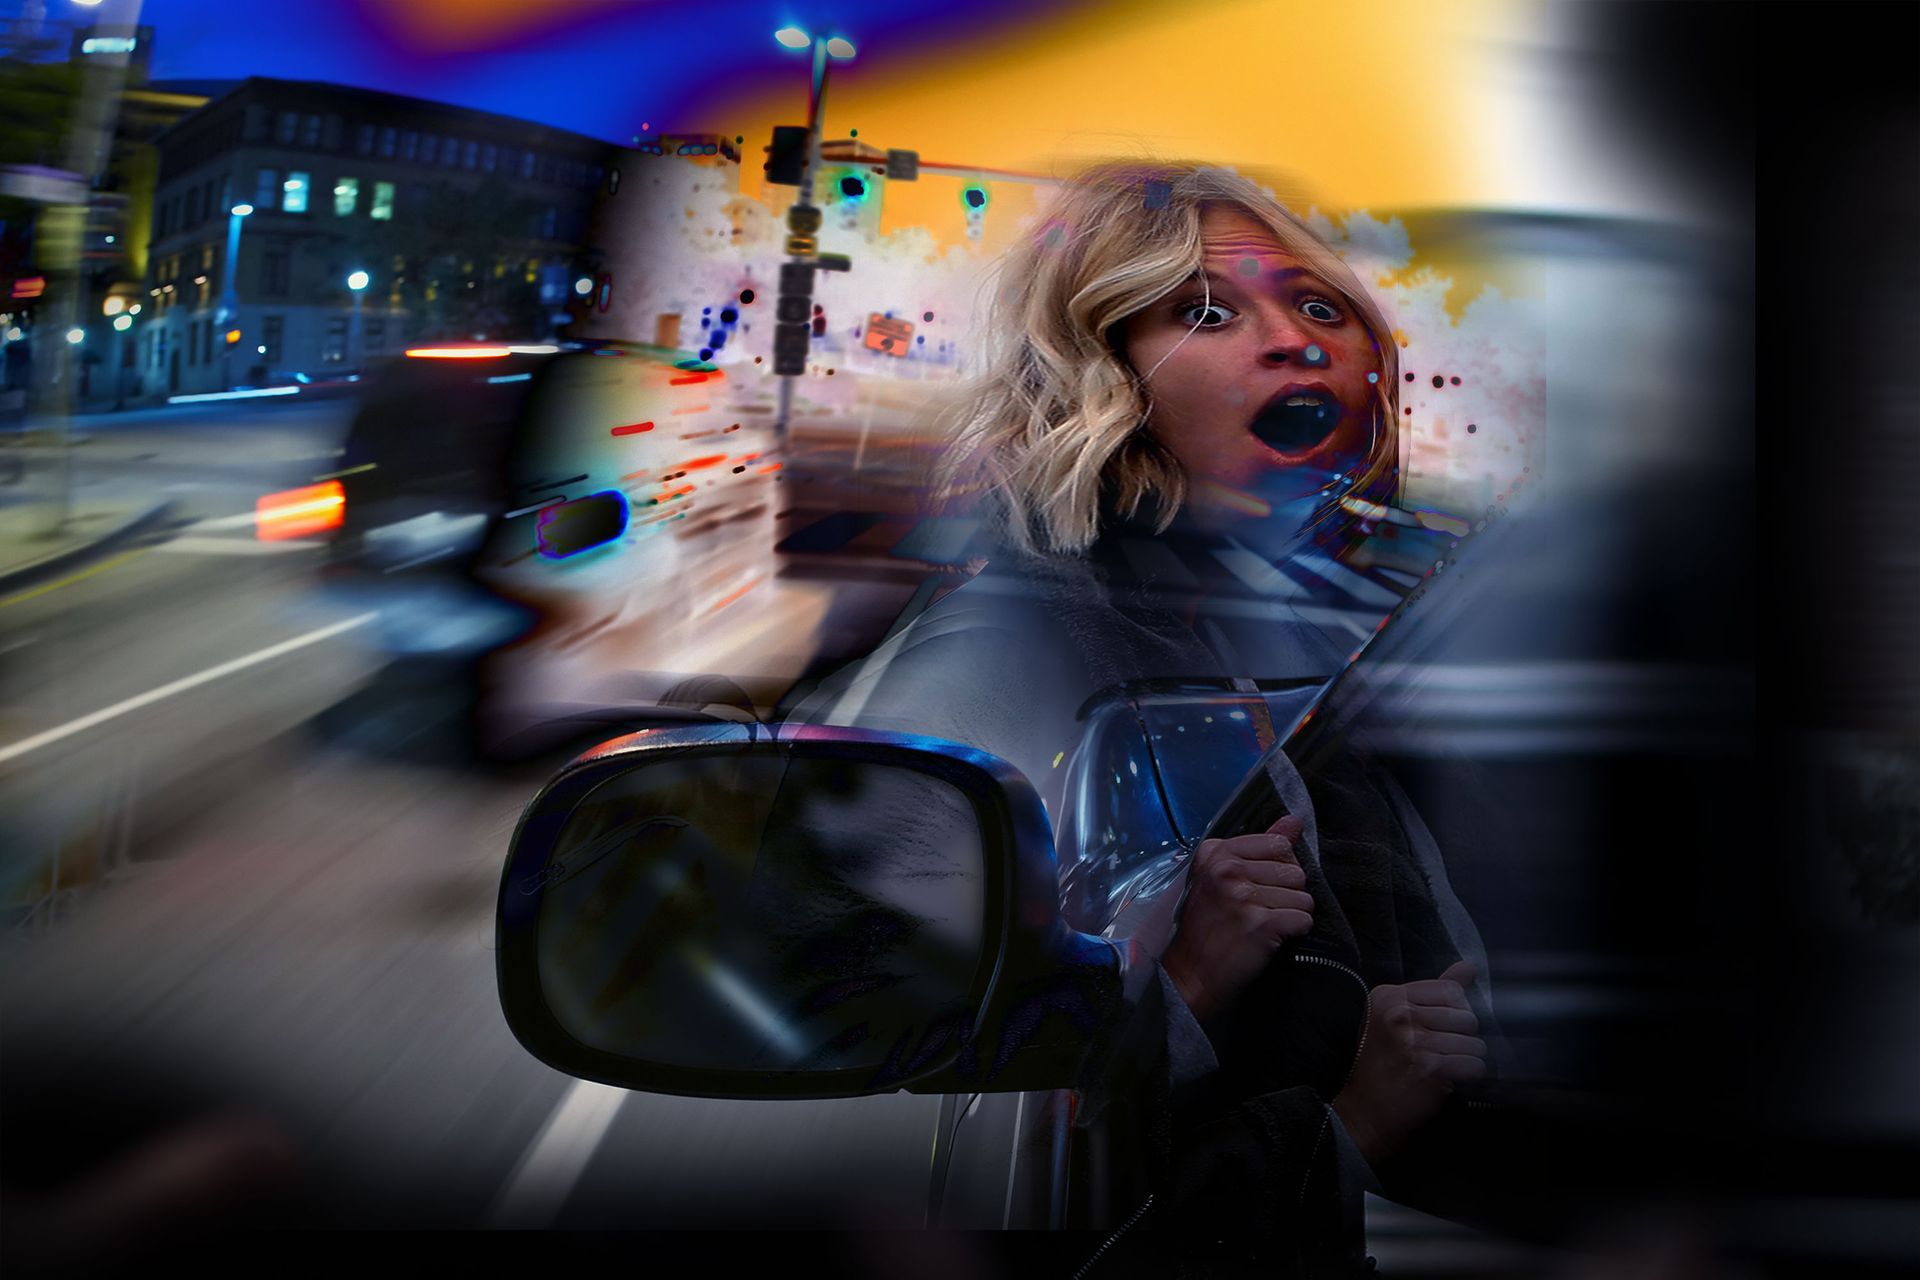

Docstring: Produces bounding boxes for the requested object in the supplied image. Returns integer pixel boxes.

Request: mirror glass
[529,750,988,1076]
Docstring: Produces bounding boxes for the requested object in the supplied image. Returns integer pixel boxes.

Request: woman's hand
[1332,960,1488,1166]
[1162,815,1315,1023]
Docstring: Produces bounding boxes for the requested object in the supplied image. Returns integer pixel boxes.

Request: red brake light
[257,480,345,540]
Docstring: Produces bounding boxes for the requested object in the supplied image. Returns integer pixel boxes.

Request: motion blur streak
[167,386,301,405]
[404,347,511,358]
[255,482,346,541]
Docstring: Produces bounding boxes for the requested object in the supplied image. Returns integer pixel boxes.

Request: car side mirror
[495,722,1122,1099]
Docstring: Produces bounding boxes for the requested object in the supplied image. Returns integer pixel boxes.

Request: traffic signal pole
[772,39,833,442]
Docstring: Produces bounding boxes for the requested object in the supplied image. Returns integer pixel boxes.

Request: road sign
[864,314,914,357]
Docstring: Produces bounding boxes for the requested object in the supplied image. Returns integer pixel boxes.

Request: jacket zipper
[1069,1193,1156,1280]
[1073,953,1372,1277]
[1291,951,1372,1093]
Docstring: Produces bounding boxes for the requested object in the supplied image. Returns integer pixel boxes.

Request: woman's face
[1118,207,1383,511]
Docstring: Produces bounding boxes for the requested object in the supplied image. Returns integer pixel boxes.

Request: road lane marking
[1003,1091,1027,1229]
[152,535,319,555]
[0,548,150,610]
[485,1079,628,1228]
[183,512,259,532]
[0,612,376,765]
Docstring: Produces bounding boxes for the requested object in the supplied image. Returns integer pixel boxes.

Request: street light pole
[346,270,369,372]
[218,202,252,392]
[772,28,855,441]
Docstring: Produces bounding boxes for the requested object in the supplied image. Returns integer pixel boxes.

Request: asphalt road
[0,394,1553,1269]
[0,393,1021,1247]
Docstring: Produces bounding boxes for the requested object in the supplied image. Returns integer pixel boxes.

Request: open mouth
[1247,387,1344,453]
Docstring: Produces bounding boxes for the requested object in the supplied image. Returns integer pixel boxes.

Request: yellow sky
[718,0,1522,245]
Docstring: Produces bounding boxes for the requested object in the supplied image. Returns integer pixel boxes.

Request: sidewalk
[0,483,174,598]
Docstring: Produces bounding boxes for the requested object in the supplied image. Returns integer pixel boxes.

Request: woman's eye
[1176,301,1237,329]
[1300,297,1342,323]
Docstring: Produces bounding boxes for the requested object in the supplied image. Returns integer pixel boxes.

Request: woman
[792,161,1492,1268]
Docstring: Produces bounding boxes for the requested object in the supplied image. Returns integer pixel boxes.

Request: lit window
[333,176,359,216]
[282,172,310,213]
[370,181,395,222]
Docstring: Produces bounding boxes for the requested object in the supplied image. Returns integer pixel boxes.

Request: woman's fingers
[1233,884,1314,914]
[1208,831,1301,867]
[1225,857,1308,889]
[1259,909,1315,943]
[1421,1053,1490,1082]
[1403,977,1473,1009]
[1410,1004,1479,1034]
[1416,1031,1487,1058]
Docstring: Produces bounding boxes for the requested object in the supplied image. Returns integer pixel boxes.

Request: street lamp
[772,26,857,206]
[346,269,370,372]
[218,202,253,391]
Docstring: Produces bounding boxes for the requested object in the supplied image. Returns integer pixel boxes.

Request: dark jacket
[791,521,1491,1273]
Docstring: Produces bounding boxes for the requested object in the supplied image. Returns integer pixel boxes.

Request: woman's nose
[1259,318,1329,368]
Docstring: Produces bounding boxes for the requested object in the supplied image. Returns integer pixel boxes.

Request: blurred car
[258,339,781,760]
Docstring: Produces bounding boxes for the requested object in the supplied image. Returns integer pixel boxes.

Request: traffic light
[773,261,814,375]
[764,126,810,186]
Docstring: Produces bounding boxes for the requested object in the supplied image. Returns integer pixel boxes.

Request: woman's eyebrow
[1195,265,1313,290]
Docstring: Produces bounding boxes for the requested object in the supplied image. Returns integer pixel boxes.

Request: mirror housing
[496,722,1123,1099]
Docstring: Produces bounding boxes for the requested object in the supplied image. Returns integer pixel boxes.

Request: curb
[0,499,177,598]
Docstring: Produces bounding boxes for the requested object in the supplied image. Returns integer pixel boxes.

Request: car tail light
[257,480,345,540]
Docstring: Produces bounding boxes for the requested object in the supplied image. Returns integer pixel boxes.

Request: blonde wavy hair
[937,159,1402,556]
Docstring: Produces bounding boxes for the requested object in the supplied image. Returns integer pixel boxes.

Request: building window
[420,134,437,165]
[201,318,215,365]
[363,318,385,355]
[539,206,557,239]
[520,150,535,180]
[201,244,214,271]
[323,316,348,364]
[276,111,297,144]
[370,181,395,222]
[186,185,201,226]
[261,247,291,297]
[483,143,497,173]
[282,172,310,213]
[375,127,393,159]
[462,140,478,169]
[401,130,418,161]
[356,124,373,155]
[261,315,283,364]
[302,114,321,147]
[254,167,280,210]
[333,176,359,216]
